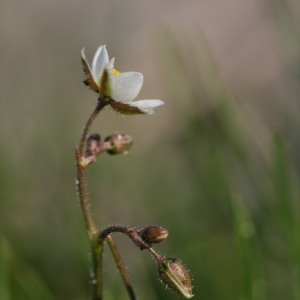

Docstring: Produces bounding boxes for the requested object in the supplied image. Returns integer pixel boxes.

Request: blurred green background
[1,0,300,299]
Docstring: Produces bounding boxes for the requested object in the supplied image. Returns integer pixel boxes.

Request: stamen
[113,68,120,76]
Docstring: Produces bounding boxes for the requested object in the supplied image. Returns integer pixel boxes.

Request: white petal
[128,99,164,114]
[111,72,143,103]
[91,45,109,83]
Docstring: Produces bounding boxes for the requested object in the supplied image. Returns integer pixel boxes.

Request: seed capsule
[158,258,194,299]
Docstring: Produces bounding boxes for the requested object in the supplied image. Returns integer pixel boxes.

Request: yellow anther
[113,68,120,76]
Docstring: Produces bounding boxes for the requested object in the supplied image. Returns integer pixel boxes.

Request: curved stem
[76,99,139,300]
[78,99,106,155]
[99,225,149,250]
[76,98,106,239]
[75,98,107,300]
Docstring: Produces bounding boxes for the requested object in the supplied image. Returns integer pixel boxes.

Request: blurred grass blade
[13,262,56,300]
[271,133,300,299]
[231,193,265,300]
[0,237,10,300]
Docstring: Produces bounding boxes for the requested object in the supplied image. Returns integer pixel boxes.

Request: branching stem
[76,98,137,300]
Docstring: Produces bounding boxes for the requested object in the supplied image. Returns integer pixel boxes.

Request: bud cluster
[97,224,193,298]
[78,133,133,168]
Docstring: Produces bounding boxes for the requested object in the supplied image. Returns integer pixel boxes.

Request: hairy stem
[76,99,106,238]
[78,99,107,155]
[76,98,107,299]
[90,240,104,300]
[76,154,97,238]
[106,236,137,300]
[99,225,149,249]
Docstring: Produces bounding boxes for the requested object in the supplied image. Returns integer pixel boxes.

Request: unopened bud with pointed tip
[158,258,194,299]
[105,133,133,155]
[138,226,168,245]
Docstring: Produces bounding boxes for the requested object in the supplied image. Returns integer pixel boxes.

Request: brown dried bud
[105,133,133,155]
[138,226,168,245]
[86,134,101,156]
[158,258,194,299]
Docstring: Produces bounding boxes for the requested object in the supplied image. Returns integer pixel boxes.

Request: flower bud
[105,133,133,155]
[138,226,168,245]
[86,134,101,156]
[158,258,194,299]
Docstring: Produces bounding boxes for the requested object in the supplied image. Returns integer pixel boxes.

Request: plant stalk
[75,98,106,299]
[106,235,137,300]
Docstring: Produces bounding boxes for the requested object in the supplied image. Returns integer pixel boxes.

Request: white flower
[81,45,164,115]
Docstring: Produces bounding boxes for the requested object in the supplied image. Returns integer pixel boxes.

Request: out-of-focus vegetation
[0,0,300,299]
